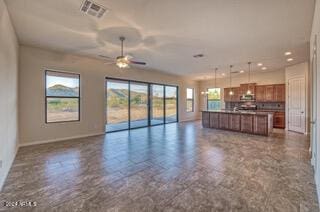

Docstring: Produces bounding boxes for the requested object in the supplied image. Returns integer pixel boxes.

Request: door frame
[105,77,179,133]
[287,76,306,134]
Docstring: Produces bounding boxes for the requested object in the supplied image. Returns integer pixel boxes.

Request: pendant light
[246,62,252,95]
[229,65,234,96]
[213,67,218,95]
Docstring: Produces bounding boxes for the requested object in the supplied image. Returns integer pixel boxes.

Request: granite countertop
[202,110,274,115]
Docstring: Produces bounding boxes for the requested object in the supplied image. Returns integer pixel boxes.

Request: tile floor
[0,121,318,211]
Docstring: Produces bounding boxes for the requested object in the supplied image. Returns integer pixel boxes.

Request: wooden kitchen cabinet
[240,83,256,96]
[202,112,210,128]
[254,115,268,135]
[273,112,285,128]
[210,112,220,128]
[241,114,254,133]
[224,88,231,102]
[274,84,285,102]
[265,85,274,101]
[219,113,229,129]
[255,85,266,101]
[229,114,241,131]
[231,87,240,102]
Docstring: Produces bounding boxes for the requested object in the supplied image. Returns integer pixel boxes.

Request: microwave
[240,94,255,101]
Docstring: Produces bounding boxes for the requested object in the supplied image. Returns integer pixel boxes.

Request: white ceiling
[5,0,315,79]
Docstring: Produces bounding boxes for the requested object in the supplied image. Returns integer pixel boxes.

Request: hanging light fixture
[229,65,234,96]
[246,62,252,95]
[213,67,218,95]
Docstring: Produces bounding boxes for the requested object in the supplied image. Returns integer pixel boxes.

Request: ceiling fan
[99,36,146,68]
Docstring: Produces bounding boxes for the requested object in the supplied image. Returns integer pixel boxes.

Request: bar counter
[202,110,273,136]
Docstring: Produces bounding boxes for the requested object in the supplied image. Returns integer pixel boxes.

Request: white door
[288,77,306,133]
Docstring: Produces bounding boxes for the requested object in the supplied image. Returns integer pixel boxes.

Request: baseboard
[179,118,201,123]
[0,145,19,192]
[19,132,105,147]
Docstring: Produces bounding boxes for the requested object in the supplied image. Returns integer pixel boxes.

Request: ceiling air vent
[80,0,108,18]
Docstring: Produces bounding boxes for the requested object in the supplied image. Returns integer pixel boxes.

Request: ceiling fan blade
[129,60,146,65]
[99,54,114,60]
[104,62,116,65]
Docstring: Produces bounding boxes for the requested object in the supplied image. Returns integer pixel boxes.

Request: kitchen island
[202,110,273,136]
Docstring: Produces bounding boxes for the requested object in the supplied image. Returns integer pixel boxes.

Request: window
[207,88,221,110]
[186,88,194,112]
[45,70,80,123]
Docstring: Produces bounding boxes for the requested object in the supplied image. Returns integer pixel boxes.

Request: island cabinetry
[202,111,210,128]
[240,114,254,133]
[229,114,241,131]
[219,113,229,129]
[210,112,220,128]
[254,115,268,135]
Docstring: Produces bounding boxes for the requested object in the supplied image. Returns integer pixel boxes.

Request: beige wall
[198,69,285,110]
[18,45,200,145]
[0,0,19,190]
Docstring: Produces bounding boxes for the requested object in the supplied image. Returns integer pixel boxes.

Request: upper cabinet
[224,83,285,102]
[265,85,274,101]
[255,85,266,102]
[274,84,285,102]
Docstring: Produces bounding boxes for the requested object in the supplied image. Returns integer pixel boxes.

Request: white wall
[198,69,286,110]
[310,0,320,205]
[18,45,200,145]
[0,0,19,190]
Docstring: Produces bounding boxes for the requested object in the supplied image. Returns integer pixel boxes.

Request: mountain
[47,84,79,96]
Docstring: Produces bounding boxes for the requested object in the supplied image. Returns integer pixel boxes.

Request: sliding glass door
[150,84,164,125]
[165,86,178,123]
[105,78,178,132]
[106,79,129,132]
[130,82,149,128]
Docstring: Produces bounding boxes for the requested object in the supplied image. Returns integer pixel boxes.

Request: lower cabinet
[274,112,285,128]
[202,112,210,128]
[254,115,268,135]
[229,114,241,131]
[241,114,254,133]
[219,113,229,129]
[210,112,220,128]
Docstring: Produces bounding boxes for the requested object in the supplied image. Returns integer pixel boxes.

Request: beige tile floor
[0,121,318,211]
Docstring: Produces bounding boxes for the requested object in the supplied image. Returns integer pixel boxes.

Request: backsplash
[225,102,285,111]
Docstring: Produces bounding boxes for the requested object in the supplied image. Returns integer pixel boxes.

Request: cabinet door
[229,114,241,131]
[248,83,256,95]
[210,113,219,128]
[240,84,248,96]
[224,88,231,102]
[231,87,240,102]
[274,84,285,102]
[273,112,285,128]
[255,85,266,102]
[219,113,229,129]
[241,114,254,133]
[265,85,274,101]
[254,115,268,135]
[202,112,210,128]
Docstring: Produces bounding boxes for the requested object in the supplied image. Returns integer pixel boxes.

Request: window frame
[45,70,81,124]
[207,88,221,110]
[186,88,194,112]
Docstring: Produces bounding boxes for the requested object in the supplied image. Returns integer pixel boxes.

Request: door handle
[301,111,304,114]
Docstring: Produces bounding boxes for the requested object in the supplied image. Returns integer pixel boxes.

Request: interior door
[288,77,306,133]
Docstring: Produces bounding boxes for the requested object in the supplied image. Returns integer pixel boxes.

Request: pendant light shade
[213,68,218,95]
[229,65,234,96]
[246,62,252,95]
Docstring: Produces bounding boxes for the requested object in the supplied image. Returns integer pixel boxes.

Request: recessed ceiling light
[257,63,263,66]
[262,67,267,70]
[240,70,244,73]
[287,58,293,62]
[285,52,292,56]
